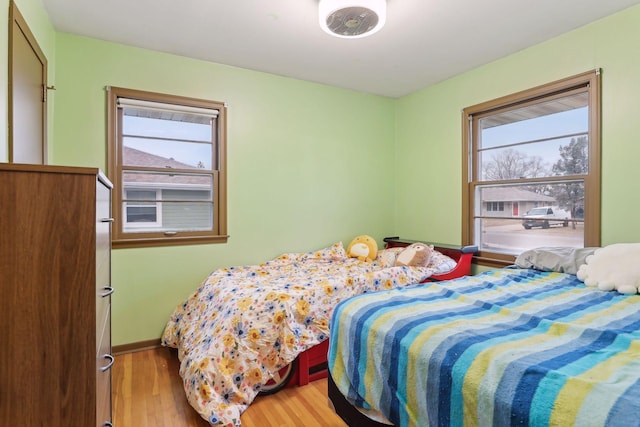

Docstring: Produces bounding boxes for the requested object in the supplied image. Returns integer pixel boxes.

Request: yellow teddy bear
[346,235,378,262]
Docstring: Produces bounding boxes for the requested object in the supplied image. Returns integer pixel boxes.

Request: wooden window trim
[462,70,601,267]
[107,86,228,248]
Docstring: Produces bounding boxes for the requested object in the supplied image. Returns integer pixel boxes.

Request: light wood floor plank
[113,347,347,426]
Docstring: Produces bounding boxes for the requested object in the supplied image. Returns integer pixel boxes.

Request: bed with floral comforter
[161,242,446,426]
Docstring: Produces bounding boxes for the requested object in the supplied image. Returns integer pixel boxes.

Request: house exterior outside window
[462,71,601,267]
[486,201,504,212]
[107,87,227,248]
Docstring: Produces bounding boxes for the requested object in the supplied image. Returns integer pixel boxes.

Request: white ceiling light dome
[319,0,387,39]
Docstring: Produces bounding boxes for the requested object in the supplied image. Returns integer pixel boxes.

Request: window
[107,87,227,248]
[486,202,504,212]
[462,71,601,266]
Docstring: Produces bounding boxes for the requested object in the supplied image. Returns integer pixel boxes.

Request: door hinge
[43,85,56,102]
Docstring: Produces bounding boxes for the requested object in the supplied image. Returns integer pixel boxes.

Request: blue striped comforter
[328,268,640,427]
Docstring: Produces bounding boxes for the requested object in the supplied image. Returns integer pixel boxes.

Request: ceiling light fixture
[319,0,386,39]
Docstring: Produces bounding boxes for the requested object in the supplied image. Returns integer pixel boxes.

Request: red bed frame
[283,237,478,390]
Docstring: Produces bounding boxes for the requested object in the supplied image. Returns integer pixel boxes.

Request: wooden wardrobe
[0,163,114,426]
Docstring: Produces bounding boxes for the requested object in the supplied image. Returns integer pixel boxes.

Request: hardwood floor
[112,347,348,427]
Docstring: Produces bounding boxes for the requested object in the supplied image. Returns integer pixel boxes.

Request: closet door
[8,1,48,164]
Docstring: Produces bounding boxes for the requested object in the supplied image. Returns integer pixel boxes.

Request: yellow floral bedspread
[161,242,438,426]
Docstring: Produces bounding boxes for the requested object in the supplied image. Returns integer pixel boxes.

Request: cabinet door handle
[100,354,115,372]
[100,217,115,223]
[100,286,115,297]
[102,422,114,427]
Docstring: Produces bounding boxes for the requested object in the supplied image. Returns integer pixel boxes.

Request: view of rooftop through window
[123,110,213,169]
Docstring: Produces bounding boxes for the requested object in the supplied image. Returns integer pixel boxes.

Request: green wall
[4,2,640,346]
[52,34,397,345]
[394,5,640,249]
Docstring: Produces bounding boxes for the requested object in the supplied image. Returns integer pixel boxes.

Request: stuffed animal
[576,243,640,294]
[395,242,433,268]
[346,235,378,262]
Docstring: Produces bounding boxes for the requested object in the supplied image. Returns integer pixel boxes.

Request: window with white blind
[107,87,227,248]
[462,71,601,266]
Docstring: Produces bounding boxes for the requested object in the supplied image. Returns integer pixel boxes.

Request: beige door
[9,1,48,164]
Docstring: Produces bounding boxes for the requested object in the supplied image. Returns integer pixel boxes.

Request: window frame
[107,86,228,248]
[462,70,601,267]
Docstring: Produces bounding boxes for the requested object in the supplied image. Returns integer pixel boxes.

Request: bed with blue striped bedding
[328,268,640,427]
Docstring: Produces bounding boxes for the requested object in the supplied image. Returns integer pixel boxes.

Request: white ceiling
[41,0,640,98]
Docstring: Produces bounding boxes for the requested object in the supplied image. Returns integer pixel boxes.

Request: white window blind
[117,98,219,118]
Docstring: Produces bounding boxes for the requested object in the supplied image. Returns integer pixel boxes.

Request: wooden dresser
[0,164,114,427]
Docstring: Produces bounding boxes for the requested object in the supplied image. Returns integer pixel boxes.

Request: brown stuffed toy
[395,242,433,267]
